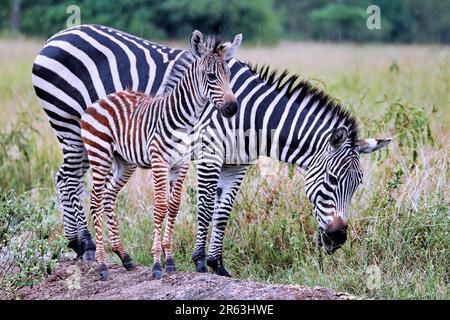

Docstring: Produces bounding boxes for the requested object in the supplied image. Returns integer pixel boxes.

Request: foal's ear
[190,30,204,58]
[221,33,243,60]
[357,138,392,154]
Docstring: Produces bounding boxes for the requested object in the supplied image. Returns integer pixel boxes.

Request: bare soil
[17,260,354,300]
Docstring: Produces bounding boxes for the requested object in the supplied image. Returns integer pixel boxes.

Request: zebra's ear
[222,33,242,60]
[357,138,392,154]
[330,127,349,151]
[190,30,205,58]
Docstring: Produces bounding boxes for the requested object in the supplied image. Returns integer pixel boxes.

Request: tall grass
[0,39,448,299]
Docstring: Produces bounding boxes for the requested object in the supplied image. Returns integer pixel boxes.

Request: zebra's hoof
[216,266,231,277]
[68,240,84,260]
[195,260,207,273]
[120,253,137,271]
[206,256,218,271]
[99,263,108,281]
[123,260,137,271]
[152,270,162,280]
[165,257,176,273]
[152,262,163,280]
[83,249,96,262]
[207,257,231,277]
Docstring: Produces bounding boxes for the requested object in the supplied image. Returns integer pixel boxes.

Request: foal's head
[189,30,242,118]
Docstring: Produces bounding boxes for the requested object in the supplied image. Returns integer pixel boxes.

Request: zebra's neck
[226,61,358,169]
[160,59,207,133]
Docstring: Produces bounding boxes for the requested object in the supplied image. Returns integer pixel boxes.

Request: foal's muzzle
[220,100,238,118]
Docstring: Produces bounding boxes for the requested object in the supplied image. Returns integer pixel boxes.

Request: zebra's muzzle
[220,100,238,118]
[318,226,347,254]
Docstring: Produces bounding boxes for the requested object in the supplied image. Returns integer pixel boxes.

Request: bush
[0,189,66,299]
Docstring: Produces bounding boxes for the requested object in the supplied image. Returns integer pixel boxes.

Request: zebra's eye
[207,73,217,81]
[328,173,338,185]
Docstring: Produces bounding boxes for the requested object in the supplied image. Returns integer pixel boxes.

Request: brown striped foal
[80,30,242,280]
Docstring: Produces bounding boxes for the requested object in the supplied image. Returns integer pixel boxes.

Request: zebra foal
[80,31,242,280]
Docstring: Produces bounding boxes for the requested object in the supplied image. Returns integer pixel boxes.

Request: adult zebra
[32,25,391,275]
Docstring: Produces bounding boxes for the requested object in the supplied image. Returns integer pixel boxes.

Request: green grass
[0,39,448,299]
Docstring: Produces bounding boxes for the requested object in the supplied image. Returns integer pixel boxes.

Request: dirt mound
[18,260,353,300]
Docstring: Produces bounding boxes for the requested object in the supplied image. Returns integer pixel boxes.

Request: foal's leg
[150,162,169,279]
[162,162,190,272]
[89,164,111,281]
[103,156,138,271]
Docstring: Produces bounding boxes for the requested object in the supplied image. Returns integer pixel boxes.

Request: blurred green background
[1,0,449,44]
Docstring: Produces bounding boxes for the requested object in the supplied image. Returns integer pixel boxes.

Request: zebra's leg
[206,165,249,277]
[151,164,170,280]
[103,156,138,271]
[82,132,114,280]
[192,160,223,273]
[79,150,97,261]
[56,144,95,260]
[55,163,80,257]
[90,163,111,281]
[162,162,190,272]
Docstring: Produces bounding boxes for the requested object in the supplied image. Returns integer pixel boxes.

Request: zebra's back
[32,24,186,143]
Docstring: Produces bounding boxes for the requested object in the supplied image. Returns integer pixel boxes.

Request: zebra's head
[190,30,242,118]
[305,126,392,254]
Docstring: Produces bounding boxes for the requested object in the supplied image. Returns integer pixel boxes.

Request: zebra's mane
[246,62,360,145]
[162,35,225,94]
[162,51,195,94]
[202,34,225,54]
